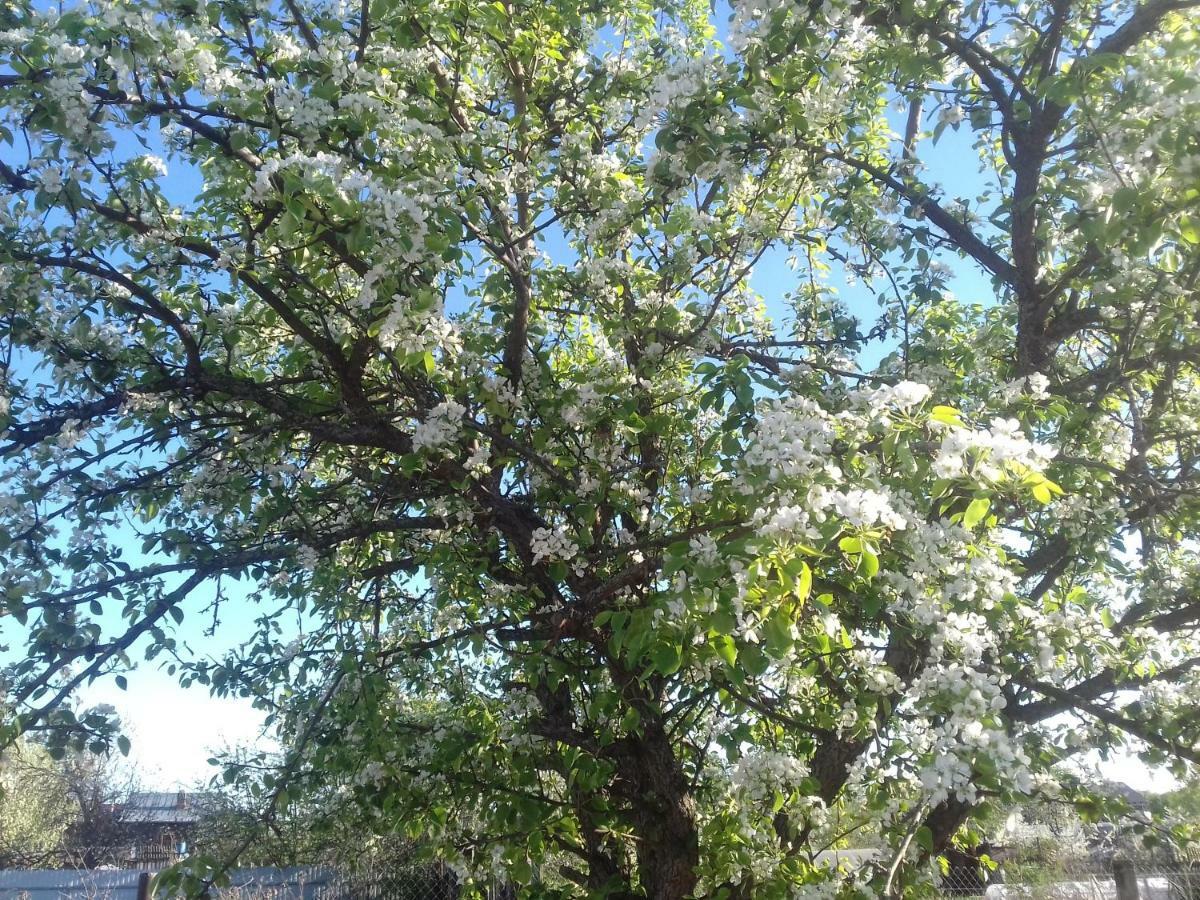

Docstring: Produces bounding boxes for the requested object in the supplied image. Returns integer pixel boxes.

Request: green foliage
[0,0,1199,896]
[0,739,76,867]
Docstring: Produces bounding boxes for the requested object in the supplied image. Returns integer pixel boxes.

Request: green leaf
[1180,214,1200,246]
[763,609,793,658]
[117,735,131,757]
[858,547,880,579]
[721,431,742,457]
[651,643,682,675]
[882,430,899,460]
[739,644,770,677]
[916,825,933,852]
[509,857,533,884]
[796,561,812,602]
[709,609,737,634]
[711,634,738,667]
[962,497,991,529]
[930,405,963,427]
[1112,186,1140,216]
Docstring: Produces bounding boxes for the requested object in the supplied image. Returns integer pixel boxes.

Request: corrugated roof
[116,792,212,825]
[117,808,196,825]
[124,793,182,809]
[0,867,336,899]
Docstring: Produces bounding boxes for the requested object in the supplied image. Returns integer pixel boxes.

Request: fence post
[1113,856,1139,900]
[136,871,152,900]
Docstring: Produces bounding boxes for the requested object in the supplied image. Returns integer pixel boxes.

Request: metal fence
[5,844,184,873]
[937,855,1200,898]
[0,865,513,899]
[305,864,514,900]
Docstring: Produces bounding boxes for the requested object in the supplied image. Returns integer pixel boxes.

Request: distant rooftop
[1091,780,1151,810]
[116,791,211,825]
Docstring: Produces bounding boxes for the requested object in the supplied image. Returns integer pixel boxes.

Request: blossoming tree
[2,0,1199,895]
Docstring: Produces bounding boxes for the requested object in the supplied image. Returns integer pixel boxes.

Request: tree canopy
[2,0,1200,895]
[0,736,76,868]
[0,705,137,869]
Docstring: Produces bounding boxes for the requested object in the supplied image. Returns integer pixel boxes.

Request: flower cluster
[731,750,810,805]
[411,400,467,454]
[859,380,933,415]
[740,396,834,484]
[529,525,577,564]
[830,487,908,530]
[933,417,1056,480]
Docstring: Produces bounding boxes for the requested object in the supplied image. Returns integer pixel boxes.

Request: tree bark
[619,721,700,900]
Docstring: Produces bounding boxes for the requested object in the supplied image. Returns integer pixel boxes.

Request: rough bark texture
[626,722,700,900]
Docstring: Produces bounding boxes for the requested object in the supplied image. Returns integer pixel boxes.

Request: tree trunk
[624,722,700,900]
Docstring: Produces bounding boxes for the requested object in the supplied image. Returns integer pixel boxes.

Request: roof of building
[1103,781,1150,809]
[0,867,336,899]
[115,791,212,825]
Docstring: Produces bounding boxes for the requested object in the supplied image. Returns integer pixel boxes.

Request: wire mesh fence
[302,863,515,899]
[937,855,1200,898]
[6,853,1199,898]
[0,864,514,899]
